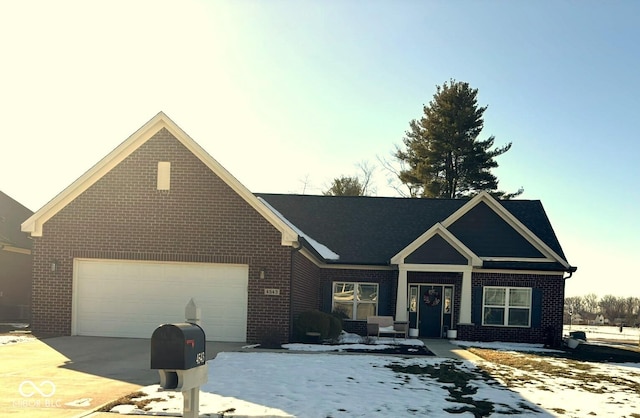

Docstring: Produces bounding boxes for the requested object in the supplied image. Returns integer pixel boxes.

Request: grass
[386,360,543,417]
[97,391,163,412]
[468,347,640,397]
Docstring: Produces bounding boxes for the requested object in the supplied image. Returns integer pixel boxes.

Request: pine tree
[395,80,521,199]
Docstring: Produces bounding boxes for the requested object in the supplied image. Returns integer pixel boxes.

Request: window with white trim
[332,282,378,320]
[483,287,531,327]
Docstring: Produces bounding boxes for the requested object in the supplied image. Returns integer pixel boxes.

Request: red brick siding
[456,272,565,346]
[31,128,292,342]
[291,252,321,320]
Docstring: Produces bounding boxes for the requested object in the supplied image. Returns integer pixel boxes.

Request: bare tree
[565,296,584,316]
[377,153,415,197]
[583,293,599,314]
[599,295,625,324]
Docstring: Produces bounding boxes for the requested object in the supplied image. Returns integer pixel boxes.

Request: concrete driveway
[0,336,244,417]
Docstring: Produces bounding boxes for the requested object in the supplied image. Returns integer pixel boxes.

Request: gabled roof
[257,192,574,272]
[0,191,33,250]
[21,112,299,245]
[390,223,482,266]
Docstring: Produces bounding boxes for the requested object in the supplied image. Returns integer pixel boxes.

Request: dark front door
[419,286,443,338]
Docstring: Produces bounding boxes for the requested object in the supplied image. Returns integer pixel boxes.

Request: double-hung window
[332,282,378,320]
[483,287,532,327]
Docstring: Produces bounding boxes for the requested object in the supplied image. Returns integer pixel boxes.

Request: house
[22,112,576,345]
[0,191,33,322]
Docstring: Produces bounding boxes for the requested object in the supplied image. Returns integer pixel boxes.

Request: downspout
[563,266,577,280]
[288,241,303,342]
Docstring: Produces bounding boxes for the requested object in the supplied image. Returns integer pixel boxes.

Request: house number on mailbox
[264,288,280,295]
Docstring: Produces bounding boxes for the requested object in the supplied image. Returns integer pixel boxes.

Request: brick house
[0,191,33,322]
[22,112,576,345]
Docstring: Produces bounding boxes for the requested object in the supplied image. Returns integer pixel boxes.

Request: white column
[459,269,472,324]
[395,267,408,321]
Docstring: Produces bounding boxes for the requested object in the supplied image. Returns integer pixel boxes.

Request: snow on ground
[564,324,640,342]
[0,334,35,345]
[111,332,640,417]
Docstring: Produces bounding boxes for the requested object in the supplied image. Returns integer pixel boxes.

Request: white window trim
[332,281,379,320]
[482,286,532,327]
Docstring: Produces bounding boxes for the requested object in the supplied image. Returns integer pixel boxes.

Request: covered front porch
[395,266,474,339]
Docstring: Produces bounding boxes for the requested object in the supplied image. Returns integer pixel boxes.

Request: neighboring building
[0,191,33,322]
[22,112,576,345]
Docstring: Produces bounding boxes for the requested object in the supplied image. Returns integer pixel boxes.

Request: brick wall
[31,128,292,342]
[291,251,321,321]
[457,272,565,346]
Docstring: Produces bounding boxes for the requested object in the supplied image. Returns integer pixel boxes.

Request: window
[483,287,531,327]
[332,282,378,320]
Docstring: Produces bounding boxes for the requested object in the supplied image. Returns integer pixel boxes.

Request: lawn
[106,333,640,417]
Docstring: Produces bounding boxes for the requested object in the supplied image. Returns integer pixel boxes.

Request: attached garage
[72,259,248,342]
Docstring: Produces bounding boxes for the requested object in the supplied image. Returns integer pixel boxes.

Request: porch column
[395,267,408,321]
[459,269,472,324]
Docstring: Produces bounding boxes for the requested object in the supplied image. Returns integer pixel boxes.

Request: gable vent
[157,162,171,190]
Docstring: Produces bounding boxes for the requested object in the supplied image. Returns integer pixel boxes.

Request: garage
[73,259,248,342]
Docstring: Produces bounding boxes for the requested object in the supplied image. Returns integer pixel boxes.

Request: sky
[5,331,634,417]
[1,1,638,298]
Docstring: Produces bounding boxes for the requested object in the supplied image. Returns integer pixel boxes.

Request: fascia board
[390,223,482,267]
[0,245,31,255]
[22,112,299,245]
[401,263,473,273]
[22,112,169,237]
[441,191,571,269]
[474,268,565,276]
[297,249,395,270]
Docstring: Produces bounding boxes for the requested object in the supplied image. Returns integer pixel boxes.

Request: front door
[419,286,443,338]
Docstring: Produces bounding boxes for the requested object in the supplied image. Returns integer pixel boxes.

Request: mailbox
[151,323,206,370]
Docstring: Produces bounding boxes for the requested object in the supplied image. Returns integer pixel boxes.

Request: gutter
[564,266,578,280]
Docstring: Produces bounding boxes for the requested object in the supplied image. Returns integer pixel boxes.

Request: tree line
[565,294,640,326]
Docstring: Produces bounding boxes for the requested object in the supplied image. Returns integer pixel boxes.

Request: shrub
[258,326,284,349]
[293,309,343,342]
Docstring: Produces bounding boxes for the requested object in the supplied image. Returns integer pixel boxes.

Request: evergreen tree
[395,79,521,199]
[324,176,365,196]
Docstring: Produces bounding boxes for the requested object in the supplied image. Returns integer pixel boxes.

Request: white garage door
[73,259,248,342]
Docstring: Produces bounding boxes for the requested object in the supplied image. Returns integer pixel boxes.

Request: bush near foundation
[293,309,342,342]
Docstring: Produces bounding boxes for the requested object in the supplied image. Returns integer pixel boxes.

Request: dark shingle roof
[256,193,569,269]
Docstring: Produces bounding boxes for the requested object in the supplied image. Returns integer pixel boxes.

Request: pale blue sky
[1,1,638,297]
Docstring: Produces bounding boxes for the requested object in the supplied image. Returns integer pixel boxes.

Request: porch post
[395,266,408,321]
[459,269,472,324]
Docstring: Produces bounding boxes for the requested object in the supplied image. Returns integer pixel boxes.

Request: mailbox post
[151,323,207,418]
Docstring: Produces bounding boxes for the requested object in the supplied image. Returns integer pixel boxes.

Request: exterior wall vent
[157,162,171,190]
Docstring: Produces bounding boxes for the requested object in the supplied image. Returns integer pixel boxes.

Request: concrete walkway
[421,338,483,361]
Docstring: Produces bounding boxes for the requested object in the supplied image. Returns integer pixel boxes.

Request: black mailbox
[151,323,206,370]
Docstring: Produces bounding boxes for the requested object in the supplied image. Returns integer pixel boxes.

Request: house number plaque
[264,288,280,296]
